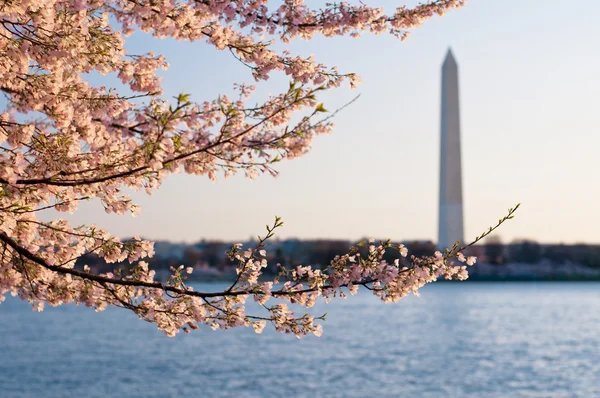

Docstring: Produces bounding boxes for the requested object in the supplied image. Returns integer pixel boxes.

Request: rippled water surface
[2,282,600,397]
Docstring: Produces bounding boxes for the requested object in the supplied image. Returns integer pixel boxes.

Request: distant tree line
[483,238,600,268]
[75,238,600,276]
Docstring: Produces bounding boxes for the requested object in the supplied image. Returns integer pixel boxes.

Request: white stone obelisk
[438,49,464,249]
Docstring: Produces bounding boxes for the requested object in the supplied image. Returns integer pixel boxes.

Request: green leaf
[177,93,191,103]
[315,103,327,113]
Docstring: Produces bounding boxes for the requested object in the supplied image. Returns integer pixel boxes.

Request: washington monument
[438,49,464,249]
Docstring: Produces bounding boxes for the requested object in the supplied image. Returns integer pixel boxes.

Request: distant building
[438,49,465,250]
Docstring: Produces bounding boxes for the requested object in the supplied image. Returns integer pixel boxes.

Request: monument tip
[443,48,456,65]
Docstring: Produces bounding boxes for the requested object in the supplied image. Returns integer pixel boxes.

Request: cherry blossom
[0,0,517,337]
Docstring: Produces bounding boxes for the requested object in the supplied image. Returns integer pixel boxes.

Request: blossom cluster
[0,0,478,337]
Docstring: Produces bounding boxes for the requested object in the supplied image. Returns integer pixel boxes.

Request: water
[1,282,600,397]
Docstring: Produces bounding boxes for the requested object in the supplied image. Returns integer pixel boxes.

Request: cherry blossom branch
[0,230,379,299]
[0,205,518,301]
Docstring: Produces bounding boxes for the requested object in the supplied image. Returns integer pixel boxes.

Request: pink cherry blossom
[0,0,518,337]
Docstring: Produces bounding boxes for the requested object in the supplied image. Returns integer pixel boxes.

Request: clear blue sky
[50,0,600,244]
